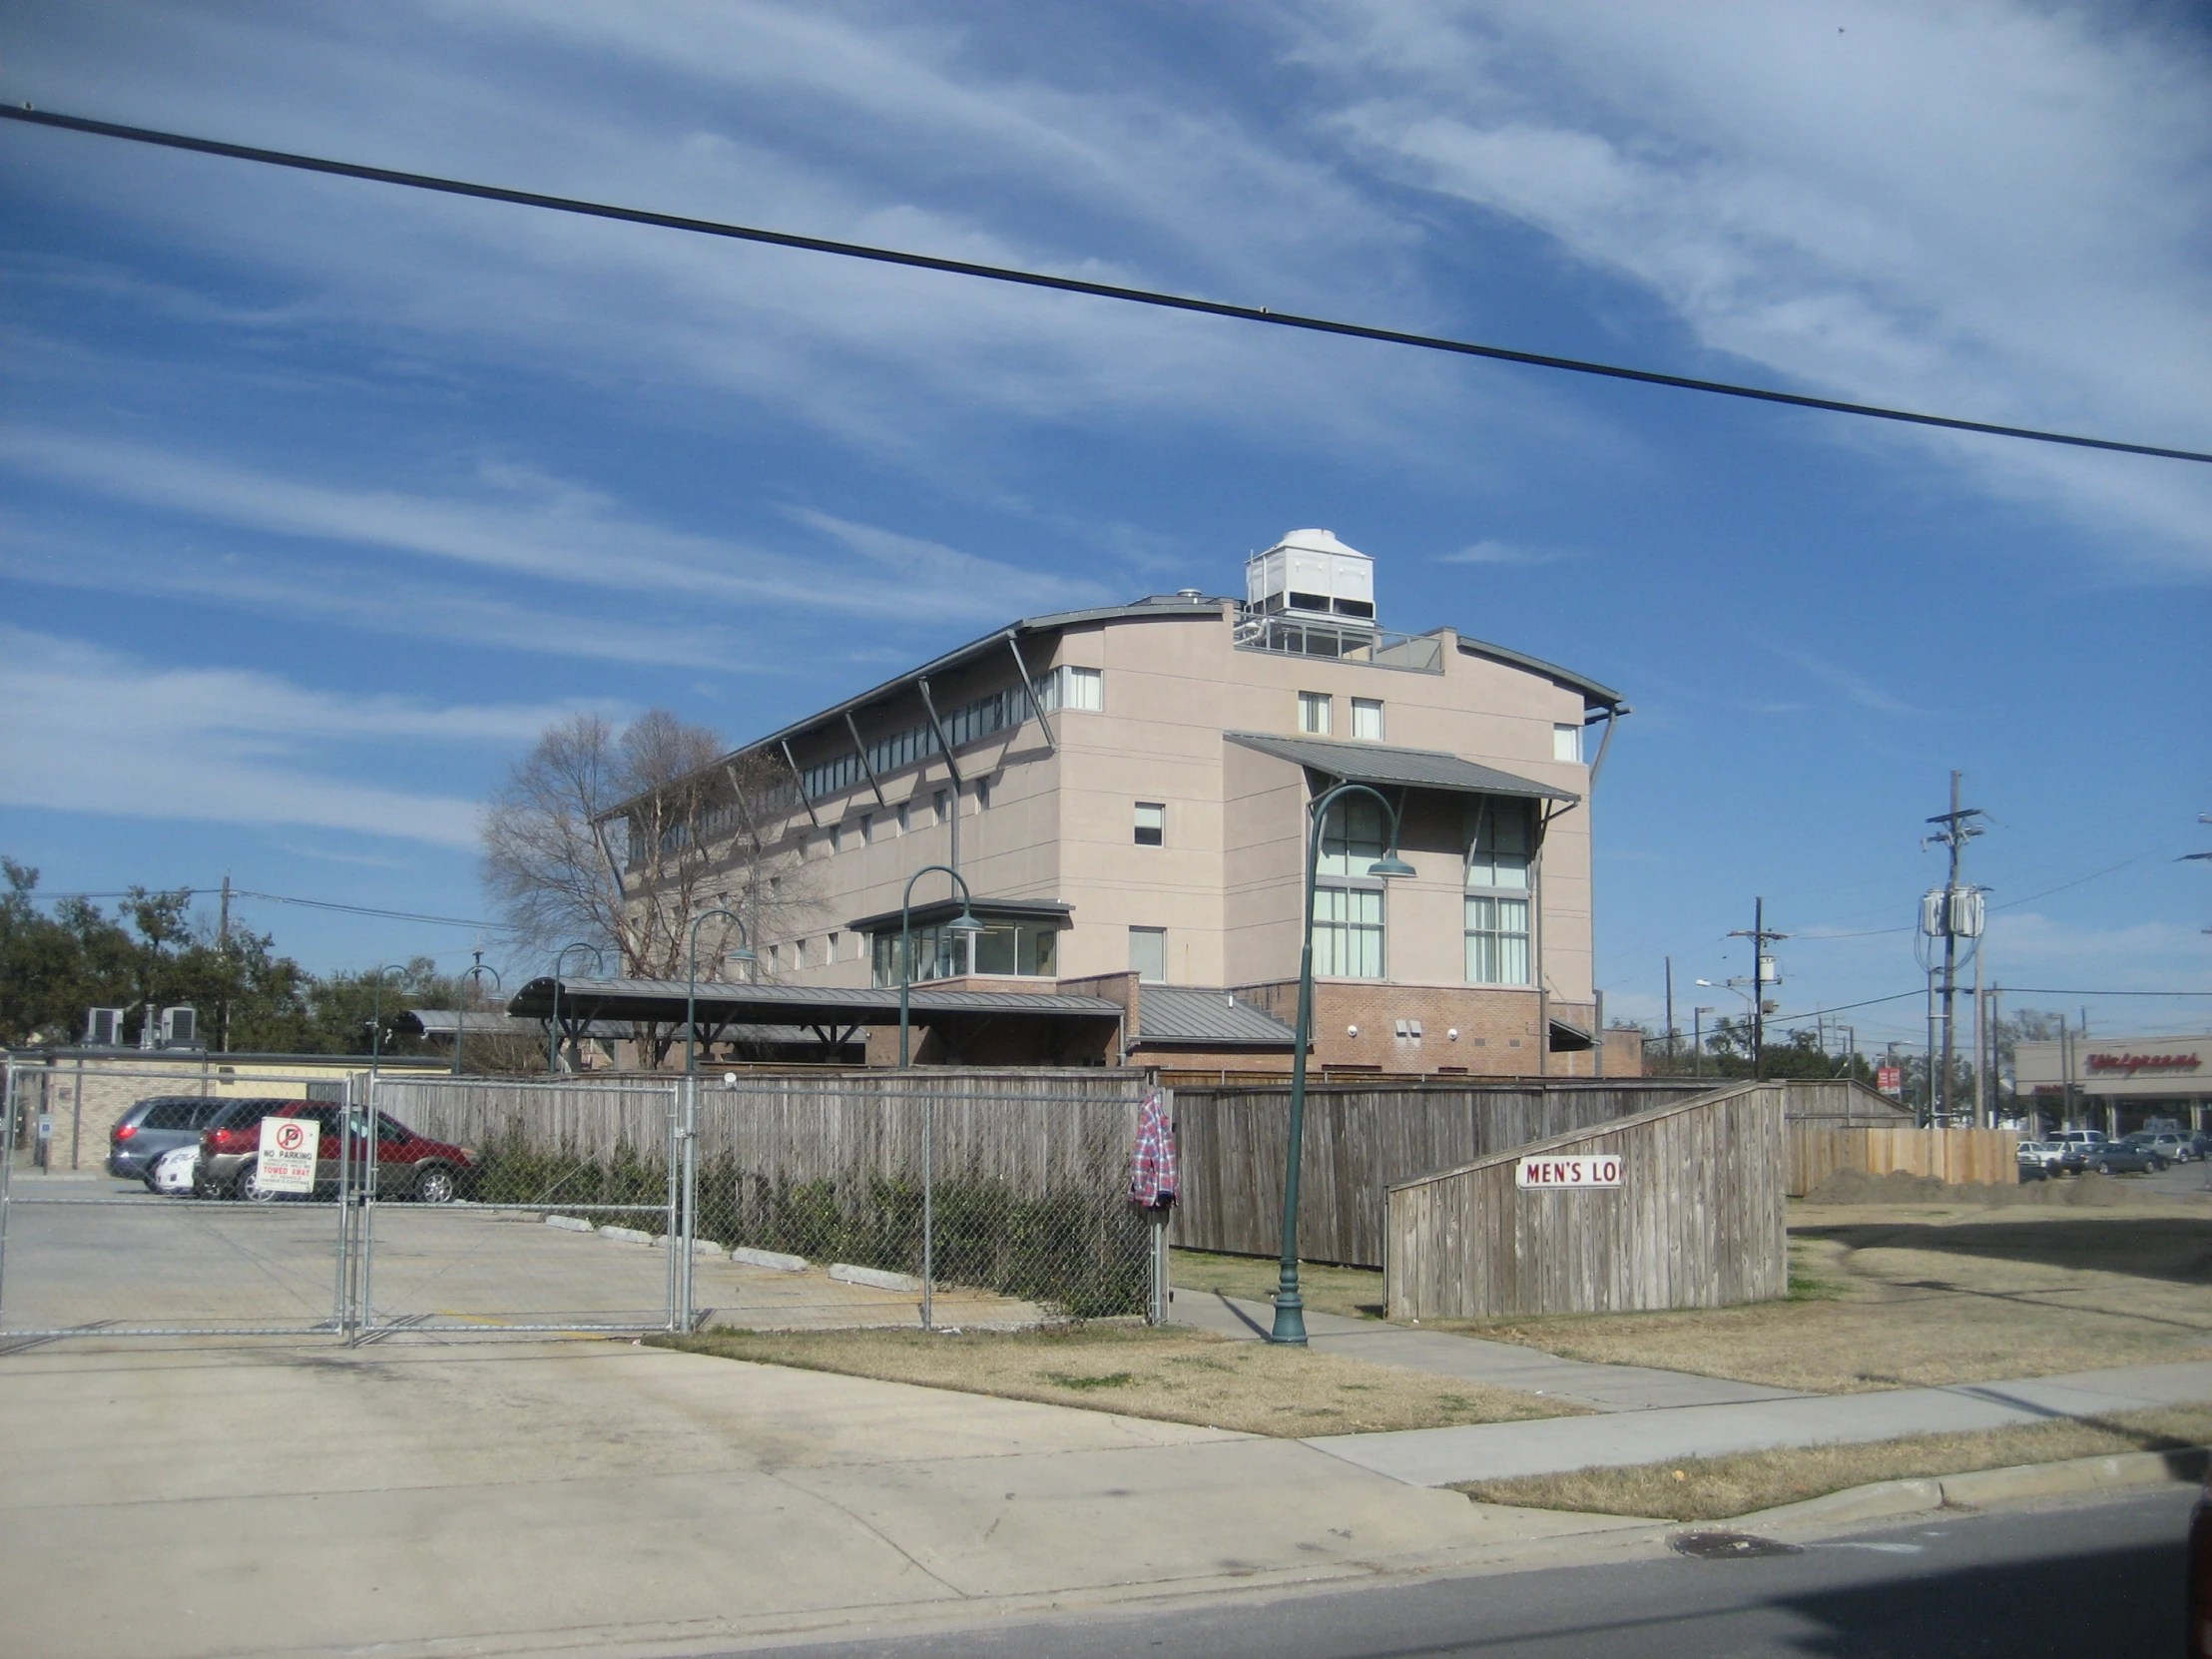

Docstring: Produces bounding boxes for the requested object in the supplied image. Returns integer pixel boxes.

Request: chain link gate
[1,1057,364,1341]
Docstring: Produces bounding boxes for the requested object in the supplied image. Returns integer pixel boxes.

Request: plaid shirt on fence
[1128,1089,1177,1208]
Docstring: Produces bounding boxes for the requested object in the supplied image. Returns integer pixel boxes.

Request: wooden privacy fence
[1789,1125,2019,1195]
[1386,1082,1791,1322]
[1175,1078,1764,1269]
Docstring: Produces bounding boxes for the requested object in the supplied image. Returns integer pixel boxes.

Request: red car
[198,1100,477,1203]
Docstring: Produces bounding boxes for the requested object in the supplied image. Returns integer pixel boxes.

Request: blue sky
[2,1,2207,1050]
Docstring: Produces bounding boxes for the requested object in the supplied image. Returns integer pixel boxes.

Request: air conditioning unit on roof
[84,1007,123,1046]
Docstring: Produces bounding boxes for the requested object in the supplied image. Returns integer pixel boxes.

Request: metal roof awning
[507,976,1122,1029]
[1224,732,1580,804]
[843,896,1073,935]
[1135,986,1297,1048]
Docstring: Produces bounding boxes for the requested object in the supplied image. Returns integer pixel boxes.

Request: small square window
[1553,723,1582,763]
[1129,926,1167,983]
[1134,802,1164,846]
[1057,665,1104,712]
[1298,691,1333,735]
[1352,698,1383,741]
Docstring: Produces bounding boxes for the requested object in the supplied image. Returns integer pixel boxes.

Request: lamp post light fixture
[450,952,502,1077]
[548,941,606,1074]
[1270,782,1415,1347]
[363,963,404,1076]
[686,907,757,1075]
[1692,1006,1716,1078]
[896,864,986,1068]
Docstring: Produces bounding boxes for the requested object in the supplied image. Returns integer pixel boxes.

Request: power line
[27,884,513,932]
[7,103,2211,466]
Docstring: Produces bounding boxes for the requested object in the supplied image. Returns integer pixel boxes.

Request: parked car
[197,1100,477,1202]
[148,1144,201,1195]
[2081,1140,2165,1176]
[2047,1129,2108,1155]
[108,1095,262,1184]
[2123,1131,2196,1164]
[2015,1141,2082,1180]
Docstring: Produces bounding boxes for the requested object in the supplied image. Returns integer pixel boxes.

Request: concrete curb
[653,1236,723,1256]
[732,1246,809,1273]
[543,1215,593,1234]
[830,1263,922,1293]
[600,1225,655,1246]
[1731,1445,2210,1535]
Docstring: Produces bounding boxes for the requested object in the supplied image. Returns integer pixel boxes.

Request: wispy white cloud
[1434,538,1572,566]
[0,428,1108,627]
[1986,911,2212,982]
[0,626,565,845]
[1762,640,1921,717]
[1312,0,2212,573]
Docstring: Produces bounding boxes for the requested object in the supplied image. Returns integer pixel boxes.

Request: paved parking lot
[0,1185,1041,1339]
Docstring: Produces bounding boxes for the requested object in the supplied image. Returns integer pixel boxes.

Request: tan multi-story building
[628,530,1627,1077]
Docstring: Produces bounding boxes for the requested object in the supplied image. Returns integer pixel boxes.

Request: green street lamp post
[450,952,502,1077]
[548,941,605,1074]
[896,864,986,1068]
[686,907,757,1075]
[1270,783,1414,1346]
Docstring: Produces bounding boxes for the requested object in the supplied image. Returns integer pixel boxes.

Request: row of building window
[799,665,1101,802]
[1296,691,1384,740]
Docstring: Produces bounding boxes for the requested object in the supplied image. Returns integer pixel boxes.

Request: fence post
[920,1090,935,1332]
[1148,1208,1170,1326]
[0,1058,16,1325]
[680,1078,698,1332]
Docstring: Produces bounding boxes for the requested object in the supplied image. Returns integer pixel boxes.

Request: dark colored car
[107,1095,259,1183]
[197,1100,476,1202]
[2082,1140,2165,1176]
[2190,1468,2212,1658]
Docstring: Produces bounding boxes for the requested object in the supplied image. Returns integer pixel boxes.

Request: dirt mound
[1802,1168,2180,1208]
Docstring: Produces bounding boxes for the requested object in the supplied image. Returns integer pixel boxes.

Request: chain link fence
[1,1058,1166,1345]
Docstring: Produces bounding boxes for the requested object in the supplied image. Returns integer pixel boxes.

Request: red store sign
[2085,1052,2201,1076]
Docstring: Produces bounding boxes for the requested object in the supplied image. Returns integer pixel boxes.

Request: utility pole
[1728,898,1788,1080]
[218,871,233,1054]
[1922,773,1986,1126]
[1664,957,1676,1067]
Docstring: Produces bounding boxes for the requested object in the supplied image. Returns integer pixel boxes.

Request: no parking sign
[258,1116,318,1194]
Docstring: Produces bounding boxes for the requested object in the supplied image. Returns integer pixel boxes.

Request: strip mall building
[589,531,1630,1076]
[2011,1034,2210,1136]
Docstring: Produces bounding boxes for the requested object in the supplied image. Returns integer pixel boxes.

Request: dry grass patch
[658,1322,1583,1436]
[1455,1404,2212,1522]
[1438,1204,2212,1393]
[1171,1249,1386,1322]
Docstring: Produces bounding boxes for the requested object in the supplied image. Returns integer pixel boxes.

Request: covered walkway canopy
[507,976,1125,1067]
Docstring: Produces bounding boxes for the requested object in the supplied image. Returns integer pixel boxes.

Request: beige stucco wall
[685,599,1606,1066]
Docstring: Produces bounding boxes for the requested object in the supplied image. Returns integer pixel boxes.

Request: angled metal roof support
[1005,632,1056,754]
[915,677,964,873]
[778,739,822,829]
[1585,704,1628,789]
[721,763,763,850]
[843,710,888,808]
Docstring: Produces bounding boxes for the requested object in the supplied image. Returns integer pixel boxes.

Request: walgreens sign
[2086,1051,2201,1076]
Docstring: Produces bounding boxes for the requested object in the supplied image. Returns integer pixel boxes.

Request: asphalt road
[744,1487,2197,1659]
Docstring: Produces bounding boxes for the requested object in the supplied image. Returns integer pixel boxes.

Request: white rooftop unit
[1245,529,1376,628]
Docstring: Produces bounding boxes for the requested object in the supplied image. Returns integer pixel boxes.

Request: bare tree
[481,710,810,1066]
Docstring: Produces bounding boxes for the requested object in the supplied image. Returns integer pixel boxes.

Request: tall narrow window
[975,777,991,812]
[895,801,910,834]
[857,813,872,844]
[933,788,949,826]
[1315,795,1386,978]
[1351,698,1383,741]
[1313,887,1384,978]
[1465,798,1534,985]
[1553,723,1582,763]
[1134,802,1164,845]
[1128,926,1167,983]
[1298,691,1333,735]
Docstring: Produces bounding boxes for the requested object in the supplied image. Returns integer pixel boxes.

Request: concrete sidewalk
[0,1337,1653,1659]
[1307,1360,2212,1485]
[1176,1291,1806,1411]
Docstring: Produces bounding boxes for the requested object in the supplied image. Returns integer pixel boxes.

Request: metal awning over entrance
[1224,732,1579,804]
[508,976,1123,1062]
